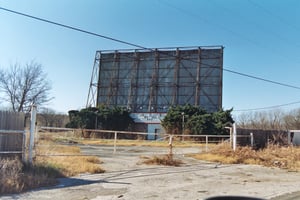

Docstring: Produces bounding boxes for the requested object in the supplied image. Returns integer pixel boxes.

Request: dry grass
[0,133,105,195]
[80,138,208,148]
[36,139,105,177]
[39,131,215,148]
[141,154,184,166]
[36,157,104,177]
[191,143,300,171]
[0,157,59,195]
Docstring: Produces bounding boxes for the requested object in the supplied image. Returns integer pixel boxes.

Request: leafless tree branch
[0,61,52,113]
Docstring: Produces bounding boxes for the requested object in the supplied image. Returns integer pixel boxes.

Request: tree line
[237,108,300,131]
[66,104,234,135]
[66,106,134,131]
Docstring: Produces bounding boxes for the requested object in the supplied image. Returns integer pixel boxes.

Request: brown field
[2,131,299,196]
[191,143,300,171]
[0,132,105,195]
[35,135,105,177]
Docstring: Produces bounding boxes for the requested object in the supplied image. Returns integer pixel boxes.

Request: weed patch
[191,143,300,171]
[35,143,105,176]
[141,154,184,166]
[0,157,60,195]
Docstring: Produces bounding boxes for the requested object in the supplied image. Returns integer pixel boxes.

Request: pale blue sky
[1,0,300,114]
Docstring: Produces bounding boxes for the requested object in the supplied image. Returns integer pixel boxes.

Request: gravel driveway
[1,145,300,200]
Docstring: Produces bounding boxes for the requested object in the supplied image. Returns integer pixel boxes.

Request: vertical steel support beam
[107,51,119,106]
[219,47,224,110]
[172,48,180,105]
[134,51,140,112]
[154,51,159,111]
[114,52,121,106]
[127,51,139,111]
[195,47,201,106]
[86,51,101,108]
[148,49,159,112]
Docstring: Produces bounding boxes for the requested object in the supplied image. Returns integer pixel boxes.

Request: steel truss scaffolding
[87,46,223,113]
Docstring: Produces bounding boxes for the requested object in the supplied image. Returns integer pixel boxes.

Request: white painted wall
[147,124,163,140]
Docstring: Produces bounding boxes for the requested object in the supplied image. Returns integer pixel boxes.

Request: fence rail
[36,127,252,157]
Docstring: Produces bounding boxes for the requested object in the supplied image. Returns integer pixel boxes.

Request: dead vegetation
[0,157,59,195]
[141,154,184,167]
[35,136,105,177]
[192,143,300,171]
[0,132,105,195]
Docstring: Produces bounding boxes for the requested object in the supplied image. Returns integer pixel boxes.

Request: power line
[158,0,263,48]
[1,6,300,91]
[209,0,300,49]
[223,68,300,90]
[0,6,147,50]
[233,100,300,112]
[247,0,300,32]
[159,0,300,66]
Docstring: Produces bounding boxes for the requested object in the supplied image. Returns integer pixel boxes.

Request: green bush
[66,106,134,131]
[161,104,234,135]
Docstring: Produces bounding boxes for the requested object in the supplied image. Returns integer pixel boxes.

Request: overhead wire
[156,1,300,111]
[247,0,300,32]
[0,6,147,50]
[158,0,264,48]
[233,100,300,112]
[1,6,300,111]
[208,0,300,49]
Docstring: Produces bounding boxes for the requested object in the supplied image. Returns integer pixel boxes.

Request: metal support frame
[86,51,101,107]
[87,46,223,112]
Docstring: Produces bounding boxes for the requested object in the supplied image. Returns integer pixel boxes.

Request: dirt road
[1,146,300,200]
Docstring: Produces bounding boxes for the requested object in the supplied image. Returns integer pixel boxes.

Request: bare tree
[38,107,69,127]
[283,109,300,130]
[0,61,52,112]
[237,109,286,130]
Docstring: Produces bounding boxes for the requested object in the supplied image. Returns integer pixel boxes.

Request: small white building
[130,113,166,140]
[288,130,300,146]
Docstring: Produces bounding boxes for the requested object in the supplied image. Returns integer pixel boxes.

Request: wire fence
[35,127,253,158]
